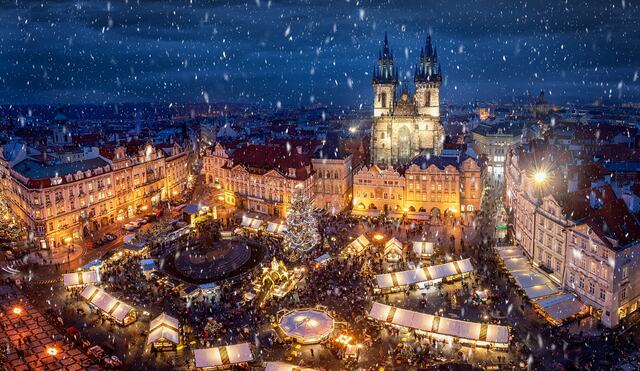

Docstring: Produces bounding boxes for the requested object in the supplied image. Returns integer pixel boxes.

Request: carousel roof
[279,309,334,341]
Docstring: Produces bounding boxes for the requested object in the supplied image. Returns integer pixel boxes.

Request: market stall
[344,234,370,256]
[80,285,137,326]
[146,313,180,351]
[62,270,100,288]
[240,215,263,230]
[374,258,474,292]
[277,308,335,344]
[368,302,510,349]
[265,362,318,371]
[194,343,253,370]
[383,238,403,262]
[266,221,288,236]
[412,241,434,258]
[533,293,588,326]
[139,259,157,278]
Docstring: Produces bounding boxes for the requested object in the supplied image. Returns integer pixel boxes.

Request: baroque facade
[370,34,444,167]
[1,141,191,251]
[352,154,481,220]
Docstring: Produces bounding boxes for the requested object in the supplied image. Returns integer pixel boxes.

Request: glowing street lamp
[533,170,548,184]
[46,346,59,356]
[12,306,23,316]
[373,234,384,241]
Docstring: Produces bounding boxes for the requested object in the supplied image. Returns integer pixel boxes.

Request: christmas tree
[283,187,320,252]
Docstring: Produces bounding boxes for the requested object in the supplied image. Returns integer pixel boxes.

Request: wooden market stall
[383,238,403,262]
[194,343,253,370]
[146,313,180,351]
[62,270,100,288]
[80,285,137,326]
[374,258,474,292]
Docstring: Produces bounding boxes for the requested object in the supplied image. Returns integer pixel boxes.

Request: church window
[381,93,387,108]
[425,91,431,107]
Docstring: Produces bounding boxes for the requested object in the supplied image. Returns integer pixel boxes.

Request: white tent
[534,293,586,323]
[240,216,263,230]
[147,313,180,346]
[384,238,403,262]
[375,259,474,290]
[412,241,434,257]
[279,309,335,344]
[194,343,253,369]
[368,302,509,347]
[80,285,136,325]
[63,270,100,287]
[494,245,560,299]
[266,222,288,235]
[345,234,370,255]
[265,362,318,371]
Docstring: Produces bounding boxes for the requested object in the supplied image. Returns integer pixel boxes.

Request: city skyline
[1,0,639,106]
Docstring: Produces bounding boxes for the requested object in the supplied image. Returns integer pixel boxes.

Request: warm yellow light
[534,170,548,184]
[358,204,365,210]
[307,319,319,327]
[12,307,23,315]
[373,234,384,241]
[46,347,59,356]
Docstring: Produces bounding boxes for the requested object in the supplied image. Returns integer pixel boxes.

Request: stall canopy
[494,246,560,299]
[384,238,403,256]
[194,343,253,368]
[241,216,263,230]
[140,259,157,274]
[265,362,318,371]
[375,258,474,289]
[534,293,587,323]
[63,270,100,287]
[314,253,331,265]
[278,309,335,344]
[82,259,102,271]
[345,234,370,255]
[412,241,434,256]
[80,285,135,324]
[146,313,180,346]
[266,222,288,235]
[368,302,509,346]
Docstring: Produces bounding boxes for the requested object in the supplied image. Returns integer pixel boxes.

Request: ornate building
[352,154,481,220]
[370,34,444,167]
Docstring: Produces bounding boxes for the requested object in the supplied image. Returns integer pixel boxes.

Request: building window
[578,277,584,290]
[599,288,606,302]
[588,282,594,295]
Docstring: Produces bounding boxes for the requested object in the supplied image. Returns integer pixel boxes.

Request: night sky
[1,0,639,107]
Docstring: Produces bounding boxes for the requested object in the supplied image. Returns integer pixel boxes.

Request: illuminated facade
[203,143,314,217]
[352,155,481,220]
[1,142,190,251]
[370,34,444,167]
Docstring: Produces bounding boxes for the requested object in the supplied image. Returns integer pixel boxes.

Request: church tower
[372,33,398,117]
[414,35,441,117]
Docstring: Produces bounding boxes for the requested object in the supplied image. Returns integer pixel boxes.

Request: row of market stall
[368,302,510,349]
[194,342,321,370]
[494,245,588,325]
[374,258,474,292]
[238,216,288,236]
[343,234,435,260]
[80,285,137,326]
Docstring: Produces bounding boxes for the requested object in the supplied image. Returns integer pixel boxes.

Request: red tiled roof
[226,143,312,180]
[564,185,640,249]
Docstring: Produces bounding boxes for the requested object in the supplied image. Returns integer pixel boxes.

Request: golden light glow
[46,347,59,356]
[12,307,23,315]
[373,234,384,241]
[307,319,319,327]
[533,170,548,184]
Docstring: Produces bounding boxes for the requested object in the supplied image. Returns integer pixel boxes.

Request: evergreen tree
[283,188,319,252]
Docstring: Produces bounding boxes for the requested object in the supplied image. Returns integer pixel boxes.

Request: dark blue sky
[1,0,639,107]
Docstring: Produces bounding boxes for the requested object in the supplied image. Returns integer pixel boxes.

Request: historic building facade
[352,155,481,220]
[2,142,191,252]
[202,143,314,218]
[311,140,354,214]
[370,34,444,167]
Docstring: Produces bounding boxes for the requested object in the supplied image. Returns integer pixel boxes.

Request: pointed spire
[426,34,433,56]
[384,31,388,46]
[433,46,438,61]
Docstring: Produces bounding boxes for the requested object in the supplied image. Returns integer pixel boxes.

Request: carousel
[277,308,335,344]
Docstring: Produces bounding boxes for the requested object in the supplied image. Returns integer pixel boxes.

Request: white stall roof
[147,313,180,345]
[523,284,559,299]
[535,293,586,322]
[375,259,473,289]
[241,216,263,229]
[368,303,509,344]
[194,343,253,368]
[63,270,100,287]
[80,285,134,323]
[266,222,288,234]
[412,241,434,255]
[384,238,403,254]
[265,362,318,371]
[346,234,370,255]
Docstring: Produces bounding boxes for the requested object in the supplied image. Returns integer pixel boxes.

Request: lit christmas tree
[283,187,319,252]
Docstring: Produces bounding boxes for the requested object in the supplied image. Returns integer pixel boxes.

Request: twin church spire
[372,33,442,85]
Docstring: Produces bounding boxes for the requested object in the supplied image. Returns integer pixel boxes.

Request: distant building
[472,121,525,183]
[311,137,353,213]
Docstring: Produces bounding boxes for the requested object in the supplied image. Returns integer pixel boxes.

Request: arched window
[381,92,387,108]
[425,91,431,107]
